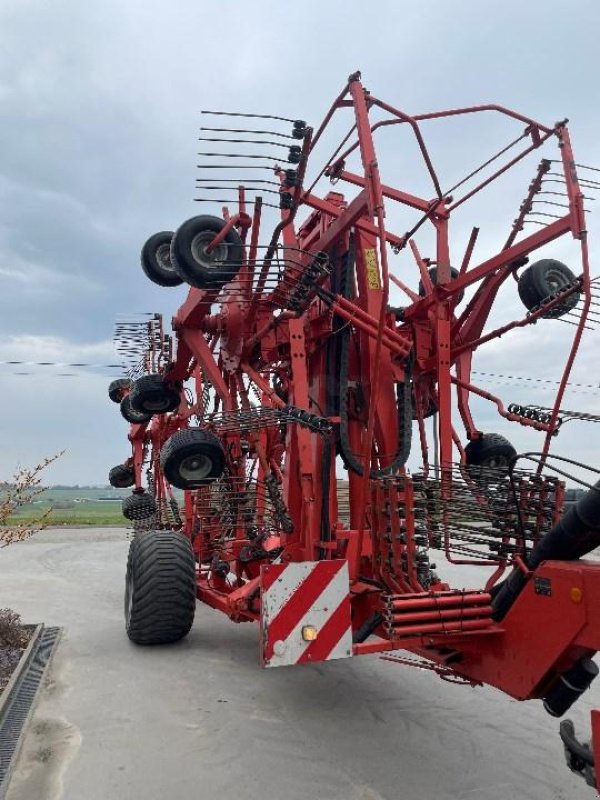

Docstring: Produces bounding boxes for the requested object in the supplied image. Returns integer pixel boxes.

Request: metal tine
[472,371,600,392]
[558,315,596,330]
[215,240,327,263]
[573,296,600,314]
[115,312,155,318]
[242,243,321,255]
[548,159,600,175]
[575,163,600,173]
[569,295,600,317]
[538,407,600,423]
[195,273,310,292]
[200,109,300,123]
[197,164,281,170]
[195,186,282,195]
[565,321,598,333]
[565,306,598,322]
[531,199,569,209]
[198,152,285,160]
[542,178,600,192]
[443,530,500,547]
[190,261,316,286]
[577,177,600,188]
[196,177,281,186]
[527,211,564,220]
[195,198,282,209]
[538,190,568,197]
[197,137,291,149]
[574,306,600,321]
[199,126,296,139]
[546,172,600,187]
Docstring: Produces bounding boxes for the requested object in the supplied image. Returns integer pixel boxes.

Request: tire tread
[126,531,196,645]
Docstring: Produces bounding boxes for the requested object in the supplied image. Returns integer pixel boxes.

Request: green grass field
[36,487,131,502]
[5,487,130,527]
[8,501,128,527]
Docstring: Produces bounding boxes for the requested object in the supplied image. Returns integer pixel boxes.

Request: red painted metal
[118,73,600,786]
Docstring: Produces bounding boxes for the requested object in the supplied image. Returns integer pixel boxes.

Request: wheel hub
[156,242,174,272]
[179,453,213,481]
[190,231,229,269]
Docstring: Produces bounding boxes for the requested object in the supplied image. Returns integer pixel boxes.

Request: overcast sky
[0,0,599,485]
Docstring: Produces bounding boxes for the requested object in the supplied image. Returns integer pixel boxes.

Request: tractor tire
[120,395,152,425]
[129,374,180,416]
[122,491,157,521]
[518,259,580,319]
[418,266,465,304]
[465,433,516,484]
[140,231,183,288]
[125,531,196,645]
[109,464,135,488]
[108,378,131,404]
[170,215,243,290]
[160,428,225,489]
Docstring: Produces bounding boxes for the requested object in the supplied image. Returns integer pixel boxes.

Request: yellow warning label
[364,248,381,290]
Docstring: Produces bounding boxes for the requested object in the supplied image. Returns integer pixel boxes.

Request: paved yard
[0,528,594,800]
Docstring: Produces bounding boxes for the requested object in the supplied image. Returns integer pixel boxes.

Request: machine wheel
[465,433,516,482]
[170,215,243,290]
[418,266,465,304]
[125,531,196,645]
[129,374,181,416]
[122,491,157,521]
[518,259,580,319]
[120,395,152,425]
[160,428,225,489]
[109,464,135,488]
[140,231,183,287]
[108,378,131,404]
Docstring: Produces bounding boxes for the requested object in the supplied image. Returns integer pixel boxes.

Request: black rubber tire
[108,378,131,404]
[170,215,243,290]
[465,433,516,482]
[120,395,152,425]
[125,531,196,645]
[109,464,135,488]
[129,374,181,416]
[418,266,464,304]
[160,428,225,489]
[518,259,580,319]
[122,491,157,521]
[140,231,183,288]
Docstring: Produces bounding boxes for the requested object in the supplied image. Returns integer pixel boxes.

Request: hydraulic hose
[337,243,413,478]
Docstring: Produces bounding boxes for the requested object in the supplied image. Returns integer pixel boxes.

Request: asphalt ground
[0,528,596,800]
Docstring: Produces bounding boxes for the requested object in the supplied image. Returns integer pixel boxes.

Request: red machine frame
[117,73,600,788]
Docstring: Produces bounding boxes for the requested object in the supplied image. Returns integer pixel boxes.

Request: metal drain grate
[0,626,61,799]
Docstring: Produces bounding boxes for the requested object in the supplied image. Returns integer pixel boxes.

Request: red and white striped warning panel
[260,560,352,668]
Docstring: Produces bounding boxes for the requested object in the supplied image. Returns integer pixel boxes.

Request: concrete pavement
[0,528,594,800]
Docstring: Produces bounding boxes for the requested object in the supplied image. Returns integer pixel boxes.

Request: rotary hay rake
[109,72,600,788]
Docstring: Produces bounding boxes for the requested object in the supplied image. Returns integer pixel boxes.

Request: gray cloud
[0,0,599,483]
